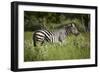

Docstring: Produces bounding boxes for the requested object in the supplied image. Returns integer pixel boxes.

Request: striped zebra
[33,23,79,46]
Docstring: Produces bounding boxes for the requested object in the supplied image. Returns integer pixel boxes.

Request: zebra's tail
[33,32,36,47]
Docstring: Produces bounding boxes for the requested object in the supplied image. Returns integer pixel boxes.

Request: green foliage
[24,11,90,32]
[24,32,90,61]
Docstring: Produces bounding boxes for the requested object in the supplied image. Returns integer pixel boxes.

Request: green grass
[24,32,90,62]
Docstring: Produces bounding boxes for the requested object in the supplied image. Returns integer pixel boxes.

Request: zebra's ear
[64,25,68,28]
[67,23,72,27]
[71,23,75,27]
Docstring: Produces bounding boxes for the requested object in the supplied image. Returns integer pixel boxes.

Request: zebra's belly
[53,37,58,43]
[52,34,66,43]
[52,36,60,43]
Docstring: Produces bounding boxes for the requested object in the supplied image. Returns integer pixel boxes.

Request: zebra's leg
[35,40,44,47]
[41,41,44,46]
[41,39,45,46]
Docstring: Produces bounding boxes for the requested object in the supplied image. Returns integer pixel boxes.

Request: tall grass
[24,32,90,62]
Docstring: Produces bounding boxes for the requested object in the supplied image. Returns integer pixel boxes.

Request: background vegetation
[24,11,90,61]
[24,11,90,32]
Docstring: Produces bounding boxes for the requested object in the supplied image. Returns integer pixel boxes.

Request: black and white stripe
[33,23,79,46]
[33,29,53,46]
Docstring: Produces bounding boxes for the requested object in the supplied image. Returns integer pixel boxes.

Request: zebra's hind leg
[35,41,44,47]
[41,41,44,46]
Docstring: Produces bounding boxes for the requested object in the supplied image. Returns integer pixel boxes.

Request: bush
[24,32,90,61]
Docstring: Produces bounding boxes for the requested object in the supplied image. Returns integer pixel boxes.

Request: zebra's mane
[55,22,75,29]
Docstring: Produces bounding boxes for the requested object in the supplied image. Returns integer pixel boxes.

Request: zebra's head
[64,23,79,36]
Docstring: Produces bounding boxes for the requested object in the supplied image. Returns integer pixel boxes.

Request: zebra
[33,23,79,46]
